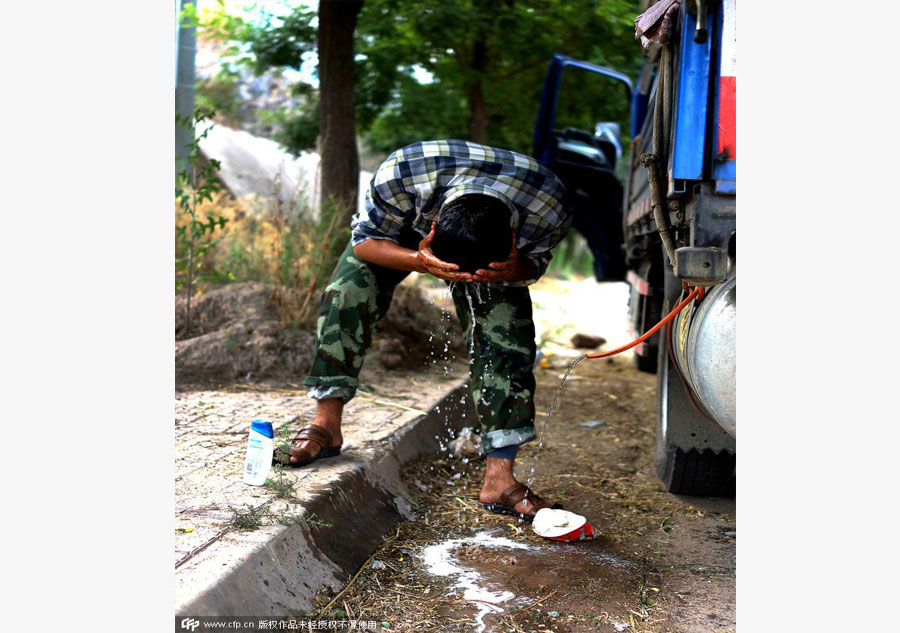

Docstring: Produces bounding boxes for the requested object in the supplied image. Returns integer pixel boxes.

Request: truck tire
[654,266,735,497]
[655,336,735,496]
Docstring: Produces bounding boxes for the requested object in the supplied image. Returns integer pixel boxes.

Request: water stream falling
[430,281,484,458]
[464,285,478,360]
[524,354,588,496]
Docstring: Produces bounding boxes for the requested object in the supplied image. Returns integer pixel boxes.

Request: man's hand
[416,222,473,283]
[473,231,535,283]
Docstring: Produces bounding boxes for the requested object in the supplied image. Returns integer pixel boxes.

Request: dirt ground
[175,276,735,631]
[311,281,735,633]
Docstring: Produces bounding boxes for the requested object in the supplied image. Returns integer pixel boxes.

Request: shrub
[174,189,350,328]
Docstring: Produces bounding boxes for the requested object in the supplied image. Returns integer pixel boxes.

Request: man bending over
[286,139,572,521]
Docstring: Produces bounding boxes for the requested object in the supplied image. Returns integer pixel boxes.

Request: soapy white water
[420,531,532,632]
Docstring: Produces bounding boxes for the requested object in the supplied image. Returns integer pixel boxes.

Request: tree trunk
[467,37,488,144]
[317,0,363,226]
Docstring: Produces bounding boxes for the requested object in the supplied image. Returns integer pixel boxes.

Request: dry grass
[305,451,684,632]
[174,189,350,327]
[308,455,531,631]
[298,359,734,632]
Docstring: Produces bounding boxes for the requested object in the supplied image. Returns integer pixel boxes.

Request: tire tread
[660,446,735,497]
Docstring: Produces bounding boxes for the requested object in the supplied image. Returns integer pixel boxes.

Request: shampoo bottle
[243,420,274,486]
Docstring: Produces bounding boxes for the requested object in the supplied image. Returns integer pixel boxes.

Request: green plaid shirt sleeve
[350,139,571,285]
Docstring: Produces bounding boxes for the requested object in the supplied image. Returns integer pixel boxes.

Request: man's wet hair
[431,195,513,274]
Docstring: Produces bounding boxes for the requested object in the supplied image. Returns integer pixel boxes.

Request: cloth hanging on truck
[634,0,681,47]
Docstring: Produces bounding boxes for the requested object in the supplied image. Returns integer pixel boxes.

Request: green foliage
[355,0,643,153]
[183,0,255,63]
[270,105,320,154]
[264,465,298,499]
[229,504,265,530]
[202,0,643,155]
[177,1,198,28]
[228,504,333,531]
[247,6,317,75]
[258,83,320,155]
[195,72,241,125]
[364,75,469,155]
[175,109,230,331]
[187,1,644,291]
[545,232,596,280]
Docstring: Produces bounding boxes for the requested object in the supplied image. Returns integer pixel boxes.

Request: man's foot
[479,455,560,519]
[284,397,345,465]
[479,479,558,519]
[289,422,343,464]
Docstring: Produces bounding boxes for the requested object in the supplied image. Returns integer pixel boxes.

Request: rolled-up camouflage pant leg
[304,241,409,402]
[451,283,537,453]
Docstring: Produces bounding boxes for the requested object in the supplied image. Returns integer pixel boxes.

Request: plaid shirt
[351,139,571,285]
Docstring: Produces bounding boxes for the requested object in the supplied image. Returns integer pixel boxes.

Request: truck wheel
[654,275,735,496]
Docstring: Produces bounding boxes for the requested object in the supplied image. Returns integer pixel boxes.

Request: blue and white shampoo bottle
[243,420,274,486]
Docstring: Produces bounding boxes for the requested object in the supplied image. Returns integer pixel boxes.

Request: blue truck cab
[533,0,736,496]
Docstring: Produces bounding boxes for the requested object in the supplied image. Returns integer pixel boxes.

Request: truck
[532,0,736,496]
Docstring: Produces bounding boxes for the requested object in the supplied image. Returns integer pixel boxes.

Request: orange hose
[585,285,705,360]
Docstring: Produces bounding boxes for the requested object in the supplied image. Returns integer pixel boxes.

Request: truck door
[532,54,632,282]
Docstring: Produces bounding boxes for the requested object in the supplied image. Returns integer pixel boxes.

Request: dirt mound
[369,284,466,370]
[176,282,465,386]
[176,282,314,384]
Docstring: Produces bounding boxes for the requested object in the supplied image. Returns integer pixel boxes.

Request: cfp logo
[180,617,200,631]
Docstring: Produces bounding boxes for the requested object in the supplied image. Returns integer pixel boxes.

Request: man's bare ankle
[312,399,343,430]
[481,472,517,492]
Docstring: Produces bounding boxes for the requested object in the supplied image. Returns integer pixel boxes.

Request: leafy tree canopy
[200,0,644,157]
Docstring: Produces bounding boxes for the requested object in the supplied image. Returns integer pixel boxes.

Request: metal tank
[670,276,736,437]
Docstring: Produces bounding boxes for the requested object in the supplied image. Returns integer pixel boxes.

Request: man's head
[430,194,513,274]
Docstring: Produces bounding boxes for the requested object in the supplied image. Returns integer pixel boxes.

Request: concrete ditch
[175,375,475,617]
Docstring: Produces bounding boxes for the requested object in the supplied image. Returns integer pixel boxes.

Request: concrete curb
[175,380,475,618]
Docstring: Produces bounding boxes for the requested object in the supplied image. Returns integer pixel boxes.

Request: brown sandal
[273,425,342,467]
[481,482,563,522]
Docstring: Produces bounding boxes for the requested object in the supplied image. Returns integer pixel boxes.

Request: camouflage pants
[304,240,537,453]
